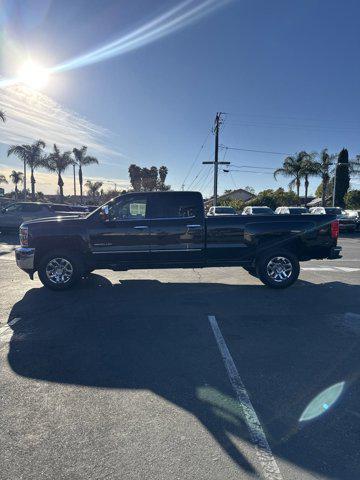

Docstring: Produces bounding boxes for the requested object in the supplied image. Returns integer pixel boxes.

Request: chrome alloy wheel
[266,256,292,283]
[46,257,74,284]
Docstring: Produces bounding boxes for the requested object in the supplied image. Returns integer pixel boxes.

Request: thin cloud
[0,85,126,162]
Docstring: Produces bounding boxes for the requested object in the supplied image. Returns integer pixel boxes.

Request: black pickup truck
[15,191,341,290]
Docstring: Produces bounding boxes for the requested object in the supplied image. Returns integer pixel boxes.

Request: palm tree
[128,164,142,191]
[43,144,73,202]
[0,174,8,185]
[72,146,98,203]
[299,153,319,205]
[9,171,23,199]
[314,149,335,207]
[158,165,168,190]
[7,140,46,200]
[0,111,5,122]
[274,151,309,202]
[85,180,103,200]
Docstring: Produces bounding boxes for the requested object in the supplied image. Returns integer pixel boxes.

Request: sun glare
[18,60,50,90]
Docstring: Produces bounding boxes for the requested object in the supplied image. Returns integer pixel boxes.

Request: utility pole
[23,160,27,200]
[73,164,77,200]
[203,112,229,206]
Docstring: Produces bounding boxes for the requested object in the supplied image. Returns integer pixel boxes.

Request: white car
[275,206,308,215]
[242,206,274,215]
[207,206,237,216]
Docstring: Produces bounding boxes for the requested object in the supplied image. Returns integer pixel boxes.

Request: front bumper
[15,247,35,271]
[328,246,342,259]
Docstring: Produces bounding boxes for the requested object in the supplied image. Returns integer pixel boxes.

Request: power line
[225,120,360,134]
[225,111,360,128]
[230,164,276,170]
[194,166,212,191]
[221,145,291,155]
[182,130,211,190]
[187,165,205,190]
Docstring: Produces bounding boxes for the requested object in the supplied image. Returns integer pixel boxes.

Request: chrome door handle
[186,224,201,229]
[133,225,149,229]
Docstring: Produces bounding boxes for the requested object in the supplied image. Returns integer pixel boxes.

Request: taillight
[19,226,29,246]
[331,220,339,239]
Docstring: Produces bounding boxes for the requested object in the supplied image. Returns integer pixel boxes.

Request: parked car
[344,210,360,230]
[0,202,80,231]
[242,206,274,215]
[207,206,237,216]
[275,207,308,215]
[309,206,357,232]
[15,191,341,291]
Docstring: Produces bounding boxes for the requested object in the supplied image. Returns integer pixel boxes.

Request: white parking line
[302,267,360,272]
[208,315,283,480]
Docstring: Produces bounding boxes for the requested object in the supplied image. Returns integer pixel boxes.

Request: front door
[88,194,151,265]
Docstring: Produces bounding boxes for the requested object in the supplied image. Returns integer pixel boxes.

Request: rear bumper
[328,246,342,259]
[15,247,35,271]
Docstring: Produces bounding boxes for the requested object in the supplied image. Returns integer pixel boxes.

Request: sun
[18,60,50,90]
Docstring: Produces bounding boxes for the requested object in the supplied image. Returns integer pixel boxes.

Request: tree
[0,174,8,185]
[73,146,99,203]
[9,171,23,199]
[344,190,360,209]
[334,148,350,208]
[158,166,168,190]
[299,153,319,204]
[312,149,335,206]
[7,140,46,200]
[128,164,142,191]
[85,180,103,201]
[0,111,5,122]
[245,188,298,210]
[274,151,309,201]
[43,144,73,202]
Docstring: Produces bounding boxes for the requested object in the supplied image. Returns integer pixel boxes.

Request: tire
[243,266,258,278]
[256,250,300,289]
[38,250,82,291]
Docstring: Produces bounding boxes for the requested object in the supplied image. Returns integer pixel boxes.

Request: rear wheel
[38,251,82,290]
[256,251,300,289]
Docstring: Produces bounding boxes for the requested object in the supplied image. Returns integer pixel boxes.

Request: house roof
[204,188,255,205]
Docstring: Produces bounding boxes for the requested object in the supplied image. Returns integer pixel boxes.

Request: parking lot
[0,233,359,480]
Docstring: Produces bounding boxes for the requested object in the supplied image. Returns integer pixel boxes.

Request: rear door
[149,192,205,265]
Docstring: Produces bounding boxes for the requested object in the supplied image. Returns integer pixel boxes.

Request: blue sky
[1,0,360,196]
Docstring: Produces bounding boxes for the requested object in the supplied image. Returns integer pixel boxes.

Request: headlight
[19,226,29,246]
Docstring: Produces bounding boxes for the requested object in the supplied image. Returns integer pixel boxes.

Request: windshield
[289,208,307,214]
[215,207,236,214]
[325,208,343,215]
[253,207,274,214]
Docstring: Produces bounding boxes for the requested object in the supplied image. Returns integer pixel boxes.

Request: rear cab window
[149,192,204,220]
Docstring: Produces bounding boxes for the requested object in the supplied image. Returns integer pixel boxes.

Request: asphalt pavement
[0,233,359,480]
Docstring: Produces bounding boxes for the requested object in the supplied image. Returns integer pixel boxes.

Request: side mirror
[99,205,110,222]
[1,207,6,214]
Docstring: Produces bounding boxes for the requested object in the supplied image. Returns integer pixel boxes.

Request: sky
[1,0,360,197]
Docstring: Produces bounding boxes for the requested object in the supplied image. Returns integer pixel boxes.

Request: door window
[151,194,199,219]
[4,203,22,213]
[108,196,148,221]
[21,204,42,212]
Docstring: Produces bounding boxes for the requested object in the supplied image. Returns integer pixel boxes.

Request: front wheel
[38,251,82,290]
[256,251,300,289]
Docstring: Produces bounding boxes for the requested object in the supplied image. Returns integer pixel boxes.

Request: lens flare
[0,0,233,89]
[299,382,345,422]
